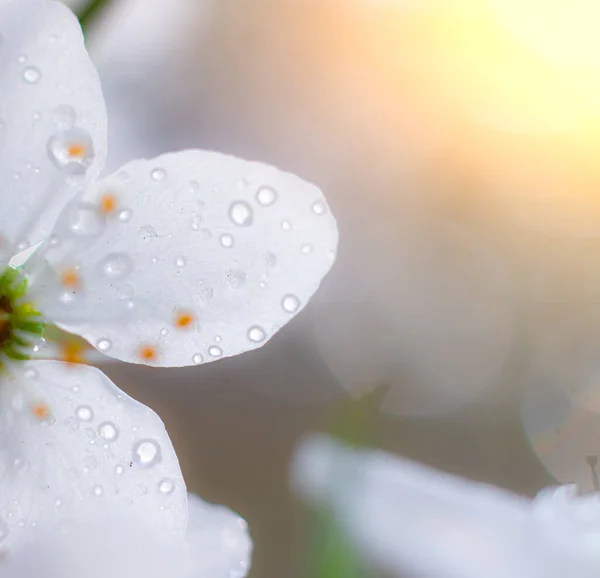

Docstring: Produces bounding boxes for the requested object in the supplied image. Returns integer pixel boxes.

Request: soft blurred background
[65,0,600,575]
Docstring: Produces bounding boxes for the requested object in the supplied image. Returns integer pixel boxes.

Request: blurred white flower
[292,434,600,578]
[0,0,336,554]
[1,491,251,578]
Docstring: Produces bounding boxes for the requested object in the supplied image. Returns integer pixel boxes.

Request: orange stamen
[66,143,85,157]
[139,344,158,362]
[61,267,80,289]
[61,340,88,365]
[175,311,194,329]
[31,402,50,420]
[99,192,117,215]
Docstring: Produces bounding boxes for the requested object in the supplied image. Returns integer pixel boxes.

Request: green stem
[77,0,113,34]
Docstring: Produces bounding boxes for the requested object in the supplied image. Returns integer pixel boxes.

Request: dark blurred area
[70,0,600,575]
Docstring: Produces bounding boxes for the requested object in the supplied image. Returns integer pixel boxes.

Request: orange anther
[66,143,86,157]
[61,267,80,288]
[61,340,88,365]
[99,192,117,215]
[139,344,158,362]
[175,311,194,329]
[31,402,50,420]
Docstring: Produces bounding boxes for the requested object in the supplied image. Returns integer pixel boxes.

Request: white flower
[0,0,337,554]
[292,435,600,578]
[1,491,252,578]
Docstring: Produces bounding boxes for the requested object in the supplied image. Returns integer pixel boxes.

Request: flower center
[0,266,44,370]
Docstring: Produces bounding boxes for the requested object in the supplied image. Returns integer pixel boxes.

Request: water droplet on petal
[52,104,76,129]
[65,202,104,237]
[98,422,119,442]
[281,220,292,231]
[117,209,133,223]
[22,66,41,84]
[93,485,103,496]
[311,201,326,215]
[248,326,267,343]
[150,168,166,182]
[301,243,313,254]
[208,345,223,358]
[229,201,254,227]
[256,186,278,206]
[115,465,124,475]
[97,338,112,352]
[225,269,246,289]
[47,128,95,174]
[175,256,187,268]
[192,353,204,365]
[220,234,235,248]
[139,224,159,240]
[0,517,9,543]
[282,294,301,313]
[99,253,133,280]
[24,368,38,380]
[76,406,94,422]
[158,478,175,495]
[132,439,162,468]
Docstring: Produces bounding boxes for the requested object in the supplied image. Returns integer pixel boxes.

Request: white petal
[0,0,107,249]
[292,435,581,578]
[0,361,186,552]
[32,150,338,366]
[186,492,252,578]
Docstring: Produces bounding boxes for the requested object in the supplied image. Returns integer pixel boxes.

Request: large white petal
[0,0,107,249]
[292,435,589,578]
[0,361,186,553]
[31,150,338,367]
[186,492,252,578]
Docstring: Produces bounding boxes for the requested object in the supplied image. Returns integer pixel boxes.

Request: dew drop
[229,201,254,227]
[97,338,112,352]
[192,353,204,365]
[248,326,267,343]
[24,368,38,380]
[158,478,175,495]
[150,168,166,182]
[160,328,169,337]
[47,128,95,175]
[0,517,9,543]
[281,220,292,231]
[132,439,162,468]
[225,269,246,289]
[301,244,313,255]
[311,201,326,215]
[22,66,41,84]
[175,256,187,268]
[99,252,133,280]
[52,104,76,129]
[76,405,93,422]
[98,422,119,442]
[256,186,278,206]
[219,233,235,248]
[282,294,301,313]
[208,345,223,358]
[93,485,103,496]
[117,209,133,223]
[65,202,104,237]
[115,465,124,475]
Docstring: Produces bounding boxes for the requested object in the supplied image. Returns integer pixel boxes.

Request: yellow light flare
[491,0,600,69]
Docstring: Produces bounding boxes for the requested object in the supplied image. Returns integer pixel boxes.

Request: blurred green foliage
[77,0,111,33]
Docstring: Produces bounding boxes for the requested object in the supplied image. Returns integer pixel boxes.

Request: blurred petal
[186,492,252,578]
[0,0,107,249]
[32,150,338,367]
[292,435,587,578]
[0,361,186,552]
